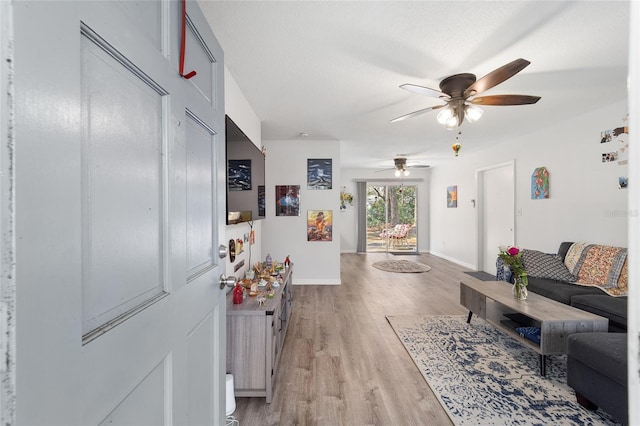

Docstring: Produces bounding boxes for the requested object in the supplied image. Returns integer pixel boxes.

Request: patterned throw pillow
[564,242,587,275]
[521,249,577,282]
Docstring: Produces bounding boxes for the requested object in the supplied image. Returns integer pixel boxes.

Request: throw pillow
[521,249,577,282]
[515,327,541,345]
[564,242,587,275]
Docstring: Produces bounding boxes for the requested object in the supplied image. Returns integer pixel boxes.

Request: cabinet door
[227,315,267,390]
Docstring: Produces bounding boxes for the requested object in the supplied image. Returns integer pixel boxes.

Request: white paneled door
[13,1,227,424]
[479,163,515,275]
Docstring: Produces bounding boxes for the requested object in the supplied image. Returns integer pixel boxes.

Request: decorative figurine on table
[284,255,291,268]
[257,291,266,306]
[249,281,258,297]
[232,282,244,304]
[265,253,272,270]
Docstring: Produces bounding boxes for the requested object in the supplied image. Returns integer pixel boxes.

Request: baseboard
[428,250,476,270]
[294,279,342,285]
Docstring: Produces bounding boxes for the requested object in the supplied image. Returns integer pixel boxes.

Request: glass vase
[512,279,528,301]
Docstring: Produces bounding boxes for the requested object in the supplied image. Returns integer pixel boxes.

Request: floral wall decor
[340,187,354,210]
[531,167,549,199]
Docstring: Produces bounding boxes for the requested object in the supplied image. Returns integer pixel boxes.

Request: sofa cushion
[564,242,628,297]
[556,241,574,262]
[526,277,603,305]
[564,242,588,274]
[571,294,628,330]
[575,245,627,286]
[521,249,576,282]
[567,332,627,386]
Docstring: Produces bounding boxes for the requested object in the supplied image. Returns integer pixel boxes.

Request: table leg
[466,311,473,324]
[539,354,546,376]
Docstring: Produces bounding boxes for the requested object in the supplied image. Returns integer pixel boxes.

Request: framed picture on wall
[275,185,300,216]
[307,210,332,241]
[447,186,457,208]
[307,159,332,190]
[531,167,550,199]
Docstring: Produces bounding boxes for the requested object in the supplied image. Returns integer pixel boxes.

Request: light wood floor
[230,252,474,426]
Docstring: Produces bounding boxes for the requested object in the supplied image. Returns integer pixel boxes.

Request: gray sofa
[498,241,628,424]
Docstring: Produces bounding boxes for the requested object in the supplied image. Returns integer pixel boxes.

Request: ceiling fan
[391,58,541,129]
[376,157,430,177]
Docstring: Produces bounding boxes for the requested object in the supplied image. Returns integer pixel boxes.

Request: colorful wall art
[275,185,300,216]
[531,167,550,199]
[307,210,333,241]
[307,158,333,190]
[447,186,457,208]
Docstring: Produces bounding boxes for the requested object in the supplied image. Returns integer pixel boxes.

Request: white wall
[429,100,629,269]
[339,168,430,254]
[262,139,341,285]
[224,68,262,279]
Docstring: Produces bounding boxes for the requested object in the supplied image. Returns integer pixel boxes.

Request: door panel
[80,26,167,336]
[98,358,167,426]
[186,18,216,105]
[186,113,215,279]
[13,1,226,424]
[187,313,215,425]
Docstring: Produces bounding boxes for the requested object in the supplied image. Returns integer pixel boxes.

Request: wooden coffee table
[460,279,609,376]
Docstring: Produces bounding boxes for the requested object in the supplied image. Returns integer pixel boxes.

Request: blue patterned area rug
[386,315,620,425]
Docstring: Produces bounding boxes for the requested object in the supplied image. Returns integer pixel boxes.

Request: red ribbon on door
[179,0,197,79]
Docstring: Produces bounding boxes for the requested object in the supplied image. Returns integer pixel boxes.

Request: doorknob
[219,274,236,289]
[218,244,228,258]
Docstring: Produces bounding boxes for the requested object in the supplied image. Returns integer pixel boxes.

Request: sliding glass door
[366,184,417,253]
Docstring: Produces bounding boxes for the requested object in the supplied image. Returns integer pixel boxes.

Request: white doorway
[9,2,228,424]
[477,162,515,276]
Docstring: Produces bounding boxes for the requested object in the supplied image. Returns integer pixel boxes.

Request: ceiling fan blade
[390,105,444,123]
[471,94,541,106]
[374,167,395,173]
[400,84,449,99]
[464,58,531,97]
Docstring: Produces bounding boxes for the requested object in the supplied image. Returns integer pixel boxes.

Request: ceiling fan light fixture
[444,115,459,130]
[436,106,454,124]
[465,104,483,122]
[394,169,401,177]
[403,169,410,177]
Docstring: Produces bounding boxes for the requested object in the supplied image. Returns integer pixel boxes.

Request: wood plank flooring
[230,252,474,426]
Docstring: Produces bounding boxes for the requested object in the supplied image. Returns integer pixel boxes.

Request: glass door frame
[365,182,418,253]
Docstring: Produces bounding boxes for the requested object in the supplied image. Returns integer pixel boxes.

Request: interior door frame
[475,160,515,271]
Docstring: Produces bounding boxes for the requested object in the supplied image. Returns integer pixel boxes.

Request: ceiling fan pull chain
[179,0,197,79]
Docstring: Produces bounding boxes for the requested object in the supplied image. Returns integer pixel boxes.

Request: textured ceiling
[198,0,629,169]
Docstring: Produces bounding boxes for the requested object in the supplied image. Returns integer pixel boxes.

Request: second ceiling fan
[391,58,541,129]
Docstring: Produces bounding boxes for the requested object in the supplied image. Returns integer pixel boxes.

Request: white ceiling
[198,0,629,169]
